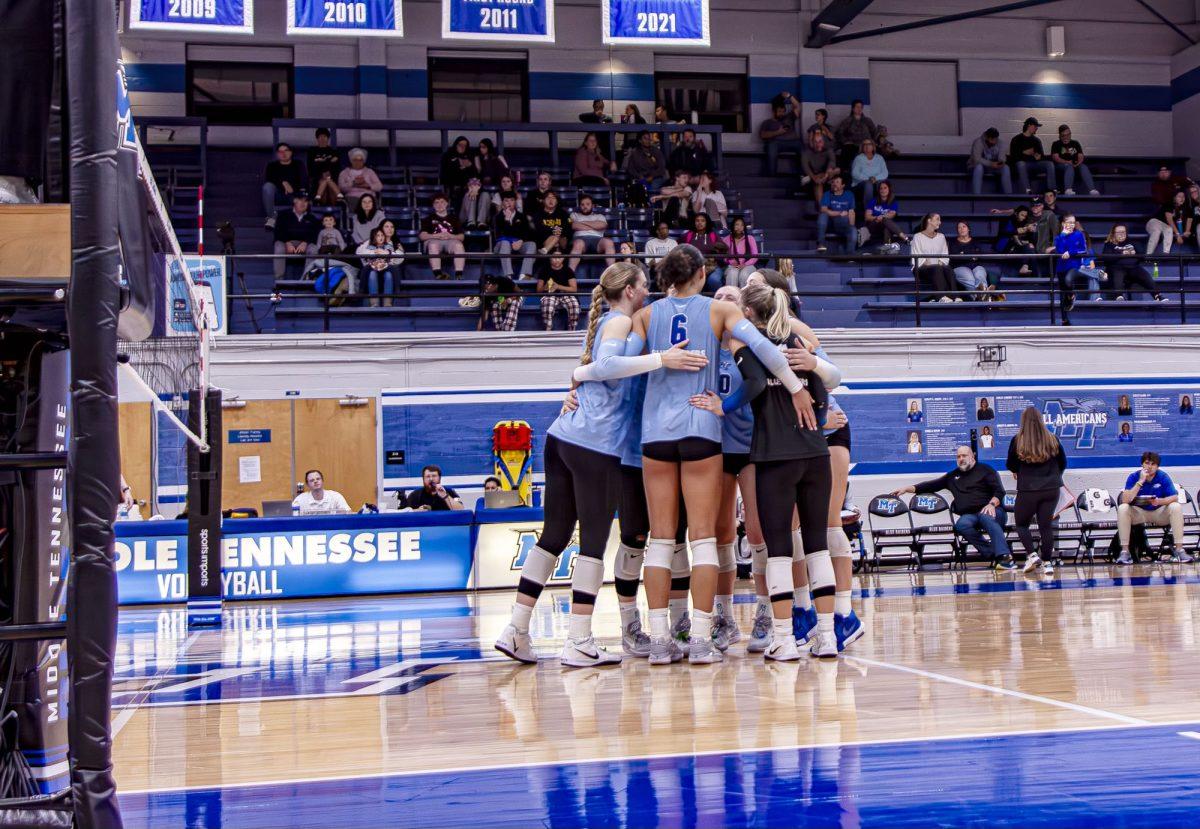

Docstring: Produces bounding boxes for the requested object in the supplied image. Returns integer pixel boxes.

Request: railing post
[199,122,208,192]
[550,130,559,168]
[1180,251,1187,325]
[1049,258,1057,326]
[913,269,921,328]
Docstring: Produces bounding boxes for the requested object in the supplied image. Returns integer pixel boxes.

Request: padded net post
[186,388,223,627]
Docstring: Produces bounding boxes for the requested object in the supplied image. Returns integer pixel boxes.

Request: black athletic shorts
[722,452,752,476]
[642,437,722,463]
[826,423,852,451]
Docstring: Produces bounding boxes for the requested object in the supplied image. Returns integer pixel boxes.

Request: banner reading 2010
[129,0,254,33]
[287,0,403,36]
[442,0,555,42]
[602,0,708,46]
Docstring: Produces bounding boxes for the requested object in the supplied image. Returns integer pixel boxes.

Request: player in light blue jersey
[496,263,706,668]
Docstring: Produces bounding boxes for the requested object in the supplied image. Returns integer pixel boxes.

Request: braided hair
[580,262,644,366]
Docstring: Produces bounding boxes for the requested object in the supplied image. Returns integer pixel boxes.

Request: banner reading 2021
[129,0,254,33]
[602,0,708,46]
[443,0,555,42]
[288,0,403,36]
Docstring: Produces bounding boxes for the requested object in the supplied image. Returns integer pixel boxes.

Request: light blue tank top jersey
[718,348,753,454]
[641,294,721,445]
[548,310,627,458]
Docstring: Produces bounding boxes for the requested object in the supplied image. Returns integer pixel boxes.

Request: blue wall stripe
[825,77,870,105]
[357,65,387,96]
[387,69,428,99]
[748,76,795,104]
[799,73,826,103]
[294,66,356,96]
[125,63,186,95]
[1171,64,1200,105]
[528,71,654,102]
[959,80,1171,112]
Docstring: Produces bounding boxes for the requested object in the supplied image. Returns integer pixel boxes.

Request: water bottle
[531,483,542,508]
[117,504,129,521]
[1154,262,1160,281]
[291,503,300,518]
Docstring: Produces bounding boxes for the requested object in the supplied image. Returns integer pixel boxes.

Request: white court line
[113,631,203,736]
[844,655,1149,726]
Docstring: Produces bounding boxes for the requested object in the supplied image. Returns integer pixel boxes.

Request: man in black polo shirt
[893,445,1015,570]
[405,464,465,511]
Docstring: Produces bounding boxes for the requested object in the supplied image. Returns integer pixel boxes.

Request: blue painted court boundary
[120,722,1200,828]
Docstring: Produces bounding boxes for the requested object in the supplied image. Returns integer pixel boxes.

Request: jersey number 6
[669,314,687,345]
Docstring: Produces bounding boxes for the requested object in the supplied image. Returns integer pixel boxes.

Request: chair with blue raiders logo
[865,494,915,571]
[907,492,966,570]
[1069,487,1117,565]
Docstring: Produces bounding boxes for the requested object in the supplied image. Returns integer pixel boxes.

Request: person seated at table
[292,469,351,515]
[406,464,466,511]
[483,476,502,492]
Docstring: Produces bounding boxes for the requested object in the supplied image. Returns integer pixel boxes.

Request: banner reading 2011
[442,0,554,41]
[287,0,403,36]
[602,0,708,46]
[129,0,254,33]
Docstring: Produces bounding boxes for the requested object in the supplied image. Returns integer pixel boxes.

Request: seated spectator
[682,212,728,292]
[1055,214,1100,314]
[379,218,405,286]
[459,178,490,230]
[850,138,888,213]
[689,171,727,229]
[651,170,693,228]
[801,132,841,206]
[654,103,685,144]
[1102,223,1165,301]
[806,107,835,146]
[620,103,648,156]
[538,256,580,330]
[293,469,351,515]
[623,131,668,201]
[760,93,804,175]
[406,465,465,511]
[490,174,523,214]
[862,180,908,251]
[419,193,466,280]
[1115,452,1192,564]
[572,133,616,187]
[1031,199,1061,280]
[477,274,521,332]
[643,220,678,271]
[1050,124,1099,196]
[357,227,395,307]
[579,99,612,124]
[527,171,554,214]
[834,99,877,173]
[350,193,385,246]
[262,142,308,229]
[892,445,1014,569]
[440,136,478,199]
[1008,118,1055,195]
[492,191,536,280]
[338,148,382,211]
[669,129,711,183]
[1151,164,1182,207]
[484,476,503,491]
[307,128,342,206]
[273,192,320,280]
[1173,188,1196,250]
[948,221,1000,300]
[968,127,1012,195]
[997,204,1037,275]
[316,213,346,255]
[1147,190,1188,254]
[476,138,510,187]
[816,176,856,254]
[530,190,572,257]
[910,213,956,302]
[723,217,759,287]
[568,194,616,271]
[875,125,899,159]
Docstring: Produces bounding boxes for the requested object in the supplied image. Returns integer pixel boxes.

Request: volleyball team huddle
[495,244,862,666]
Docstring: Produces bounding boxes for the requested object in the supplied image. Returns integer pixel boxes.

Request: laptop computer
[262,500,295,517]
[484,489,523,509]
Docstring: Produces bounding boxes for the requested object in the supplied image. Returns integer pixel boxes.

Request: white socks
[649,608,670,640]
[669,597,689,627]
[568,613,592,640]
[511,602,533,633]
[794,590,812,612]
[835,590,852,617]
[619,602,640,628]
[692,609,713,640]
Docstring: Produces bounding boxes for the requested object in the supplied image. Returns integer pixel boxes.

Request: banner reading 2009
[443,0,554,42]
[602,0,708,46]
[287,0,403,36]
[129,0,254,33]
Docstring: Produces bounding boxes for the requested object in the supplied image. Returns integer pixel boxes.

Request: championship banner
[129,0,254,34]
[602,0,708,46]
[442,0,555,42]
[288,0,404,36]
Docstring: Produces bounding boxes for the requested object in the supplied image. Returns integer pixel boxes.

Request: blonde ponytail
[580,285,607,366]
[579,261,644,366]
[765,288,791,342]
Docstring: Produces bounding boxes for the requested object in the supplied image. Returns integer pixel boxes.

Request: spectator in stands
[948,221,1000,300]
[615,241,644,277]
[530,190,572,257]
[476,138,510,187]
[440,136,478,199]
[273,192,320,279]
[644,220,678,271]
[690,171,727,228]
[337,148,382,212]
[491,174,523,214]
[420,193,466,280]
[801,132,841,207]
[316,213,346,254]
[357,227,395,307]
[806,107,835,145]
[350,193,385,246]
[1150,164,1188,207]
[876,125,899,159]
[1103,224,1165,301]
[478,274,521,332]
[998,204,1037,276]
[1008,118,1055,195]
[652,170,693,229]
[1173,188,1195,250]
[624,130,668,195]
[307,128,342,206]
[1147,190,1188,254]
[760,93,804,176]
[483,477,503,492]
[850,138,889,213]
[538,256,580,330]
[654,103,685,142]
[862,180,908,251]
[579,99,612,124]
[892,445,1014,570]
[293,469,352,515]
[1055,215,1100,321]
[572,133,616,187]
[528,171,554,213]
[459,178,491,230]
[910,213,957,302]
[683,213,728,291]
[1050,125,1099,196]
[815,175,856,254]
[263,142,308,230]
[492,191,536,280]
[969,128,1013,195]
[620,103,648,156]
[669,129,711,183]
[1115,451,1192,564]
[379,218,405,284]
[406,465,465,511]
[834,99,877,172]
[723,216,759,287]
[1032,199,1061,280]
[568,194,616,271]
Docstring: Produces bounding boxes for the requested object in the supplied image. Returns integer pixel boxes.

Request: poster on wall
[165,255,227,337]
[129,0,254,34]
[442,0,555,42]
[287,0,403,36]
[601,0,709,46]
